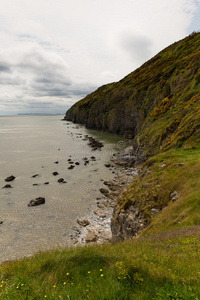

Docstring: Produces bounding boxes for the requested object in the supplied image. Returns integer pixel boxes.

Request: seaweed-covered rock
[5,175,15,182]
[28,197,45,207]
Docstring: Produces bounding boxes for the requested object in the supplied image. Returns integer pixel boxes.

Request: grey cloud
[0,76,22,85]
[0,46,97,114]
[0,63,12,73]
[120,33,153,61]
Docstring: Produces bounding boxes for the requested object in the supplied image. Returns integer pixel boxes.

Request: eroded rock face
[111,205,146,242]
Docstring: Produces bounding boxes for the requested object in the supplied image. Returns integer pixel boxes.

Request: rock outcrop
[111,205,146,242]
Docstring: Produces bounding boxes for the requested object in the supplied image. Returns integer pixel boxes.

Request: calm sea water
[0,115,121,262]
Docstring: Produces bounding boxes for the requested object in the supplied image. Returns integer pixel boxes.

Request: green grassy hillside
[0,230,200,299]
[65,32,200,157]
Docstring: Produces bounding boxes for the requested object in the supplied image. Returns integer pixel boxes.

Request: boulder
[52,171,59,176]
[99,188,110,197]
[93,210,106,218]
[28,197,45,207]
[58,178,64,183]
[68,165,75,170]
[170,191,180,202]
[3,184,12,189]
[104,163,111,168]
[77,218,90,227]
[31,174,39,178]
[5,175,15,182]
[85,231,97,243]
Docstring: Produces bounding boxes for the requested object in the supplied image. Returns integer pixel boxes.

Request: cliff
[65,32,200,241]
[65,32,200,157]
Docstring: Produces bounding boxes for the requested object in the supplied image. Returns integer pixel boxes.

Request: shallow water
[0,115,122,262]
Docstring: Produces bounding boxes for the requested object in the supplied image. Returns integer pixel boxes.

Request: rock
[28,197,45,207]
[178,163,185,167]
[68,165,75,170]
[77,219,90,227]
[31,174,39,178]
[5,175,15,182]
[68,161,74,164]
[44,182,49,185]
[99,188,110,197]
[0,221,3,225]
[75,162,80,165]
[170,191,180,202]
[159,164,166,168]
[103,180,122,192]
[33,183,39,186]
[93,210,106,218]
[97,203,105,209]
[104,163,111,168]
[52,171,59,176]
[98,230,111,242]
[151,208,159,215]
[111,205,146,242]
[3,184,12,188]
[85,231,97,243]
[54,161,59,164]
[86,136,104,150]
[58,178,64,183]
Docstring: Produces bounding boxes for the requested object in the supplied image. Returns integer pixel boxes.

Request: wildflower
[63,282,66,285]
[16,286,19,289]
[21,283,24,286]
[66,273,69,276]
[100,269,102,272]
[44,296,47,298]
[101,274,104,277]
[0,285,3,288]
[1,281,4,284]
[88,271,90,274]
[53,285,56,288]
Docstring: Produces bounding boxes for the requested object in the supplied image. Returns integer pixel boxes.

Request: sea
[0,115,122,262]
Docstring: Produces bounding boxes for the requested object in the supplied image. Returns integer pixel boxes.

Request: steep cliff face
[65,32,200,241]
[65,32,200,156]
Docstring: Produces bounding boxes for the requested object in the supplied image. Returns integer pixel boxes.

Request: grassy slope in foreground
[0,230,200,299]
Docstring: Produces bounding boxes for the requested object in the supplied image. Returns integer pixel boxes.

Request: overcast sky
[0,0,200,115]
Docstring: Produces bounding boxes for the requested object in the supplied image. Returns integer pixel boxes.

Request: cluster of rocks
[83,135,104,151]
[111,145,147,167]
[69,167,139,245]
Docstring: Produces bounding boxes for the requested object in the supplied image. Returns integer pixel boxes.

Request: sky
[0,0,200,115]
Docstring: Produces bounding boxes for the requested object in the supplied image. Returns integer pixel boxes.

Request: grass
[115,145,200,234]
[0,230,200,299]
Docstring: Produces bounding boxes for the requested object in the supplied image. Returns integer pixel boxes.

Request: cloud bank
[0,0,200,114]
